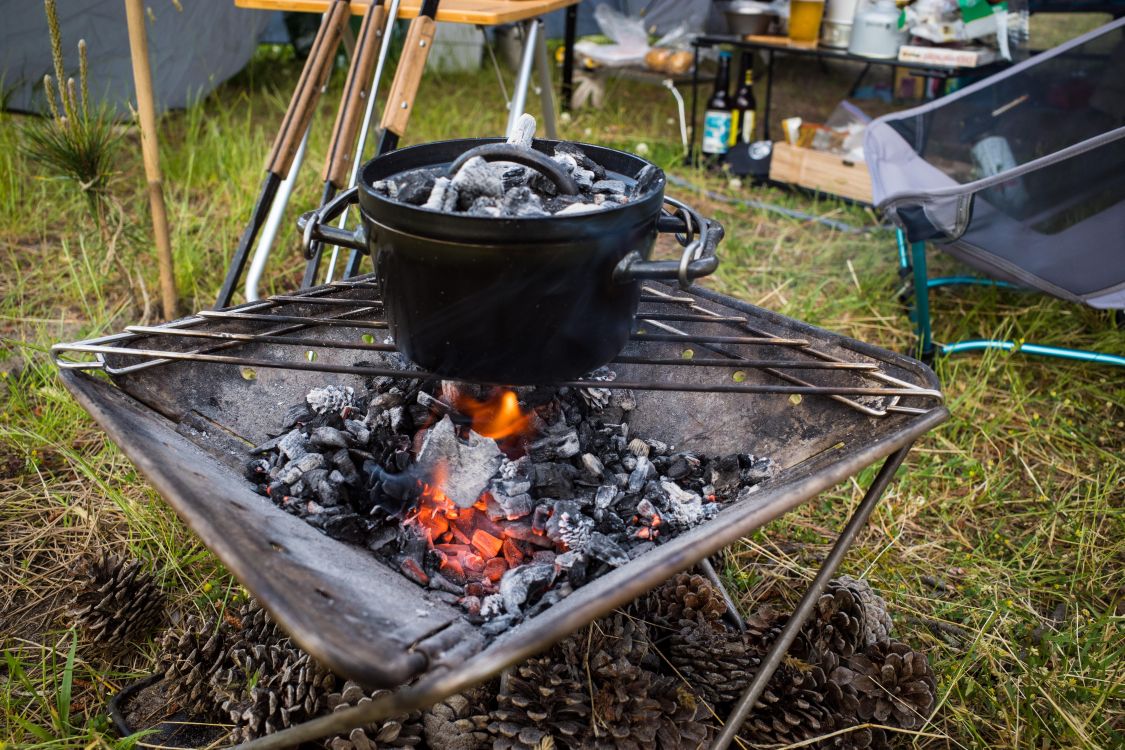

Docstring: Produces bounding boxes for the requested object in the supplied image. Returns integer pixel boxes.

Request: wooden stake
[123,0,177,320]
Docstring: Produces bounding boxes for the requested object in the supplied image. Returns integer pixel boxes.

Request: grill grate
[52,276,941,418]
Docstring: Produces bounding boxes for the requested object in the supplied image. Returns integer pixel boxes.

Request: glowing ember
[454,389,534,441]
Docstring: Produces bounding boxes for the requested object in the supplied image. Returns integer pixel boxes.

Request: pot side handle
[297,186,368,254]
[612,197,724,290]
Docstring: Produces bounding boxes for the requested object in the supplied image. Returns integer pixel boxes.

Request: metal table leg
[687,43,700,165]
[533,19,558,140]
[245,126,311,301]
[710,445,914,750]
[506,20,539,137]
[561,4,577,111]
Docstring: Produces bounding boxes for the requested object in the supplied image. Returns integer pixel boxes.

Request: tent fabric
[1,0,271,116]
[865,16,1125,310]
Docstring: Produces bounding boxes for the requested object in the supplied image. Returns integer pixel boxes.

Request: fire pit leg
[710,445,914,750]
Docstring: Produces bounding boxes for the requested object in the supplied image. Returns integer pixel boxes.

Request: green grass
[2,39,1123,749]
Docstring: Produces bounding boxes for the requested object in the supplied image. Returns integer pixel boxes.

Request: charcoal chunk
[395,170,436,205]
[277,429,308,461]
[499,562,555,615]
[587,532,629,567]
[321,513,368,544]
[310,426,349,449]
[415,416,503,508]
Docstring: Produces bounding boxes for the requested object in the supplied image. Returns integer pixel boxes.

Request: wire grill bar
[51,277,943,414]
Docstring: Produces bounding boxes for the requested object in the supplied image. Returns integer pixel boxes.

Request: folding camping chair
[865,17,1125,367]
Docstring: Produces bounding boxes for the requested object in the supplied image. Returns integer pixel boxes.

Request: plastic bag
[811,100,871,161]
[574,4,651,67]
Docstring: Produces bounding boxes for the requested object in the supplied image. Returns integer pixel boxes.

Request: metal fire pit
[53,277,947,748]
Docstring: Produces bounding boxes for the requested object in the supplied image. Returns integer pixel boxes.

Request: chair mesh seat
[866,17,1125,309]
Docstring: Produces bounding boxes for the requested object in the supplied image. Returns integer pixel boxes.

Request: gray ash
[369,114,656,219]
[246,364,773,631]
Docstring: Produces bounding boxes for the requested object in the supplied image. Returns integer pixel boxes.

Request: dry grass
[2,28,1123,749]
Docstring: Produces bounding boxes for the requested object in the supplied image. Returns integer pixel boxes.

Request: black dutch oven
[298,138,723,384]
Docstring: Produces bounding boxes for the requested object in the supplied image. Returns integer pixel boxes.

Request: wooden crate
[769,142,873,204]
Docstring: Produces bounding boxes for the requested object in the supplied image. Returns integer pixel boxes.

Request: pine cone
[737,660,838,749]
[643,572,728,637]
[223,647,335,743]
[72,554,164,651]
[490,656,590,749]
[159,614,230,716]
[323,683,424,749]
[422,686,494,750]
[651,681,713,750]
[835,641,936,731]
[804,583,868,659]
[835,576,893,646]
[665,621,759,706]
[583,613,657,670]
[585,655,663,750]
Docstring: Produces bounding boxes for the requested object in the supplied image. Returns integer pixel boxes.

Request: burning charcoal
[330,449,360,484]
[501,186,546,217]
[416,391,456,419]
[531,505,551,535]
[400,557,430,586]
[499,563,555,616]
[311,426,349,450]
[249,434,284,456]
[528,423,579,462]
[531,462,577,498]
[506,113,537,149]
[278,429,308,461]
[661,480,719,529]
[415,416,503,509]
[466,195,500,217]
[580,452,607,481]
[266,480,289,499]
[501,167,529,192]
[493,476,532,496]
[587,532,629,567]
[491,491,533,521]
[452,156,504,208]
[631,164,661,197]
[279,452,326,485]
[739,454,774,484]
[556,202,603,216]
[322,513,369,544]
[594,485,618,510]
[428,572,464,596]
[483,557,509,583]
[482,615,516,636]
[343,419,371,445]
[665,453,698,480]
[395,170,436,205]
[315,477,340,507]
[550,152,578,174]
[627,455,653,493]
[371,179,398,197]
[532,550,557,565]
[424,176,453,211]
[306,385,355,415]
[244,458,270,482]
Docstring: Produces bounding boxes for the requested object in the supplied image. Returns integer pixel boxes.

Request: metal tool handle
[298,187,367,253]
[612,196,723,289]
[322,1,388,188]
[447,142,580,196]
[265,0,350,177]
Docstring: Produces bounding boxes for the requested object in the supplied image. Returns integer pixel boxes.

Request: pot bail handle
[297,186,368,254]
[613,196,723,290]
[447,143,580,196]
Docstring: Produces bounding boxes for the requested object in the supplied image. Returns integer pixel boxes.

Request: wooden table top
[235,0,579,25]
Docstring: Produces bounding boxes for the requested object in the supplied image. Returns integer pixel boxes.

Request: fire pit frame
[53,279,947,749]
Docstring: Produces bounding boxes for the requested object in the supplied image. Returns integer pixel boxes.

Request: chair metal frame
[895,229,1125,367]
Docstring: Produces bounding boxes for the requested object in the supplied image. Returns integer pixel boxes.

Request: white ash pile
[369,114,661,218]
[245,366,774,637]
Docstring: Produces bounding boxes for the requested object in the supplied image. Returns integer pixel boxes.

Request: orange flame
[455,389,534,441]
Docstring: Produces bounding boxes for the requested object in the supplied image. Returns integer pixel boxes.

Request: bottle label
[729,110,757,146]
[702,110,732,155]
[741,111,756,144]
